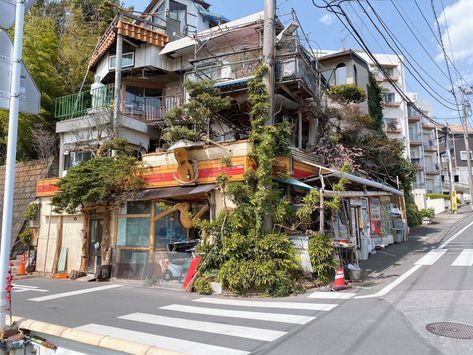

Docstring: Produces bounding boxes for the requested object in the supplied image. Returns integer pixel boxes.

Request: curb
[8,316,183,355]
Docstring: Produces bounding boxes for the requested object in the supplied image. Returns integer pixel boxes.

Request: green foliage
[19,226,33,247]
[24,203,40,221]
[427,193,449,200]
[51,139,144,213]
[329,84,367,104]
[163,80,232,143]
[420,208,435,219]
[367,73,386,131]
[193,275,213,295]
[406,200,422,227]
[308,232,337,285]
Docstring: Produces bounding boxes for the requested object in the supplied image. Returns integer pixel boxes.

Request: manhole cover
[426,322,473,339]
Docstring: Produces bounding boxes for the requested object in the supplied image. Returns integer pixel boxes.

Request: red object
[331,267,346,288]
[17,253,26,276]
[182,256,202,290]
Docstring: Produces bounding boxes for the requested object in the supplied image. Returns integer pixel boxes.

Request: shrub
[308,232,337,285]
[426,193,449,200]
[19,226,33,246]
[24,203,39,221]
[329,84,367,104]
[420,208,435,219]
[406,202,422,227]
[194,275,213,295]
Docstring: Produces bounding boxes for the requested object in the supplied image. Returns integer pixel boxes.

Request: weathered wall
[426,198,446,215]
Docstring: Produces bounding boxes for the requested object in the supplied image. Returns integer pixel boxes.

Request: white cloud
[437,0,473,63]
[318,14,334,26]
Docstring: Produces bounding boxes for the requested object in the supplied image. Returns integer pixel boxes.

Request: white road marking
[29,284,122,302]
[414,248,447,265]
[76,323,249,355]
[355,264,423,299]
[160,304,315,324]
[439,220,473,249]
[308,292,356,300]
[118,312,287,342]
[194,297,338,311]
[451,249,473,266]
[12,284,48,293]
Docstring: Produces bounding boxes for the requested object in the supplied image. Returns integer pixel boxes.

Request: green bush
[406,202,422,227]
[194,275,213,295]
[19,226,33,246]
[24,203,39,220]
[329,84,368,104]
[308,232,337,285]
[420,208,435,219]
[426,193,449,200]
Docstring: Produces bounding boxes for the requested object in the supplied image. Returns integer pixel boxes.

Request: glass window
[169,1,187,35]
[384,93,396,103]
[63,151,92,170]
[117,217,150,247]
[127,201,151,214]
[154,211,186,249]
[353,65,358,86]
[335,64,347,85]
[153,2,166,28]
[384,67,394,76]
[454,175,460,183]
[109,52,134,70]
[119,250,149,264]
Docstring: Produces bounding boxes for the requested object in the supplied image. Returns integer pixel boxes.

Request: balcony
[409,134,423,146]
[55,84,181,125]
[423,140,438,152]
[411,158,424,171]
[425,163,440,175]
[385,119,402,133]
[422,120,436,129]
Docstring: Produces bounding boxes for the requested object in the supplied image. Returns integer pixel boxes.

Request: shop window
[154,211,186,249]
[117,217,150,247]
[126,201,151,214]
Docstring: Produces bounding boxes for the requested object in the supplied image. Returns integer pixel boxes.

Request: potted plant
[420,208,435,225]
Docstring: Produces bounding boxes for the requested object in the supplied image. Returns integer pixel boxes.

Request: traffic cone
[331,267,348,291]
[17,253,26,276]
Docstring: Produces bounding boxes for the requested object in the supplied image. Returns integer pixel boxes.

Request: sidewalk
[357,205,473,292]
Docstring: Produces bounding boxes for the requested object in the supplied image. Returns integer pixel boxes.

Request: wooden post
[51,216,63,274]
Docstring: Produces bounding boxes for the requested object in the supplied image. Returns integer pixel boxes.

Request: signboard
[451,190,458,212]
[0,30,40,114]
[0,0,36,30]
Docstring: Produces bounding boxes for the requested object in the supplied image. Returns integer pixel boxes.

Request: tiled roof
[447,124,473,134]
[0,158,54,247]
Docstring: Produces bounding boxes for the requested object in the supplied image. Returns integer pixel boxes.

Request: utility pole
[113,15,123,137]
[460,88,473,211]
[263,0,275,125]
[444,124,457,213]
[0,0,25,330]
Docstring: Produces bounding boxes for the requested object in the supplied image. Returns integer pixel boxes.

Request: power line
[359,0,457,110]
[311,0,440,126]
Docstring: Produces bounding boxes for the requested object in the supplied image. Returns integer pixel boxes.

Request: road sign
[0,0,36,30]
[0,30,40,114]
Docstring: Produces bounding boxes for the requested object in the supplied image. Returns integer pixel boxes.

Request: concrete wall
[36,198,84,274]
[426,198,446,215]
[412,188,426,210]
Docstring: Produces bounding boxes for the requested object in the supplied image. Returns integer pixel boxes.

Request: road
[11,212,473,354]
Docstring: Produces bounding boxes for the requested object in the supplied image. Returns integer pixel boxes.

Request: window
[109,52,134,70]
[169,0,187,36]
[117,217,150,247]
[384,93,396,103]
[441,175,445,182]
[63,151,92,171]
[154,204,186,249]
[124,86,162,114]
[383,67,394,77]
[127,201,151,214]
[460,151,473,160]
[334,63,347,85]
[153,1,166,28]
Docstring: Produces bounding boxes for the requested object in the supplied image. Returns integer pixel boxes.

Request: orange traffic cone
[331,267,348,291]
[17,253,26,276]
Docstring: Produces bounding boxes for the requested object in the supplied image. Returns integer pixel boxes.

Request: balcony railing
[425,163,440,173]
[409,134,422,145]
[411,158,424,170]
[423,140,438,151]
[55,84,182,124]
[385,119,401,133]
[55,84,114,120]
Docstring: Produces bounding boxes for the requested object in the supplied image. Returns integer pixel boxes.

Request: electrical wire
[311,0,440,125]
[359,0,457,110]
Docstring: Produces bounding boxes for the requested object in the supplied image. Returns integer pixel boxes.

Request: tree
[51,139,144,272]
[367,72,385,132]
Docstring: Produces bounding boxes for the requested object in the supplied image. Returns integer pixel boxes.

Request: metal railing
[424,163,440,172]
[55,85,182,123]
[185,57,261,84]
[55,84,114,120]
[423,140,438,150]
[409,134,422,143]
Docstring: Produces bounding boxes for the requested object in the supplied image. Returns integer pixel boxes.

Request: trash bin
[360,237,369,260]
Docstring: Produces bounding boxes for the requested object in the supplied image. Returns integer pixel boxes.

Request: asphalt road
[11,211,473,354]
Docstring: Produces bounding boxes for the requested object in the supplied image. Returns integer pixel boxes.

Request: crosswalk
[75,292,352,355]
[415,248,473,267]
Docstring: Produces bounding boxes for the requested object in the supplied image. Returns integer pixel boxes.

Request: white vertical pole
[0,0,25,329]
[113,30,123,136]
[263,0,275,125]
[460,88,473,211]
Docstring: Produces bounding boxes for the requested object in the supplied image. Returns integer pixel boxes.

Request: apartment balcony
[54,84,181,125]
[422,120,436,129]
[411,158,424,171]
[408,115,421,123]
[409,135,423,146]
[384,100,401,108]
[423,141,438,152]
[385,119,402,133]
[425,163,440,175]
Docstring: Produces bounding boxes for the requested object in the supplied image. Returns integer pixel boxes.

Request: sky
[122,0,472,124]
